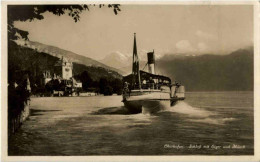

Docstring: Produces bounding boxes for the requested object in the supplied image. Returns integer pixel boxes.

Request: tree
[75,71,93,91]
[8,4,121,40]
[111,78,123,95]
[103,85,113,96]
[99,77,108,94]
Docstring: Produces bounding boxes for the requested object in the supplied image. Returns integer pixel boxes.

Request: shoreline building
[41,56,82,96]
[41,70,52,85]
[54,56,73,80]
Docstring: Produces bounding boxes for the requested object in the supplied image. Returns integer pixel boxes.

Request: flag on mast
[132,33,141,89]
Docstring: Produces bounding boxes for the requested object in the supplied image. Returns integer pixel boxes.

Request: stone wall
[9,100,30,136]
[8,77,31,136]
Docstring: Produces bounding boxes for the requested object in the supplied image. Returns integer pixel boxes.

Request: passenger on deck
[142,80,147,89]
[149,77,154,89]
[123,82,129,94]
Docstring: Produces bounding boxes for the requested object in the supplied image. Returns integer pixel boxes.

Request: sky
[14,5,254,60]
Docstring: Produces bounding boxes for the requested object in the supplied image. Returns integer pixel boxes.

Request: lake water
[8,92,254,155]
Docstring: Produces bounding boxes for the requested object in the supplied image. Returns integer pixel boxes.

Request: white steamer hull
[124,99,171,114]
[123,91,174,113]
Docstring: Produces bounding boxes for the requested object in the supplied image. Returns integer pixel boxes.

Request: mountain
[15,38,252,91]
[8,40,122,86]
[100,47,253,91]
[14,40,124,74]
[99,50,158,75]
[99,51,131,73]
[156,47,253,91]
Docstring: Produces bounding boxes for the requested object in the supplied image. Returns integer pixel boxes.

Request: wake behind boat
[122,33,185,114]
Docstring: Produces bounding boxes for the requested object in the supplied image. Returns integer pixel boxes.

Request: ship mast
[132,33,141,89]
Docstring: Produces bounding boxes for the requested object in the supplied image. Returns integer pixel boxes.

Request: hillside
[156,48,253,91]
[8,40,122,87]
[10,39,253,91]
[100,47,253,91]
[15,40,124,74]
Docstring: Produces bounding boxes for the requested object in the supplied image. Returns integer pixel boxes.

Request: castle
[54,56,73,80]
[41,56,82,96]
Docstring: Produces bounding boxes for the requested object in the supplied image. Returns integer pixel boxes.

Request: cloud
[196,30,217,41]
[175,40,196,53]
[197,42,208,52]
[173,40,210,55]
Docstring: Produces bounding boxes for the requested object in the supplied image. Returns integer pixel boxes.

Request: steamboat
[122,33,185,114]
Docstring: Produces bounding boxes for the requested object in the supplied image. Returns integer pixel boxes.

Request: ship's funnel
[147,51,155,74]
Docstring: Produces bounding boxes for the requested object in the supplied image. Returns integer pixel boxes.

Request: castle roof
[54,57,72,66]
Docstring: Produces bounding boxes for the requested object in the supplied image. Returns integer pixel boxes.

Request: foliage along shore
[8,40,123,96]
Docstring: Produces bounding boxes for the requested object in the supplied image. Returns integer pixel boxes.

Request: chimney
[147,50,155,74]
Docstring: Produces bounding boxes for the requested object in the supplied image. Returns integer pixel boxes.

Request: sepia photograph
[1,1,259,161]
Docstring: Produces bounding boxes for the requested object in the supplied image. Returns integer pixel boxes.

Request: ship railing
[132,83,171,90]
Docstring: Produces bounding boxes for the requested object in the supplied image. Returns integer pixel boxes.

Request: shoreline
[30,91,253,98]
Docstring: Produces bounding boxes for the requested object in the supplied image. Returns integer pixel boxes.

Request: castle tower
[61,57,73,80]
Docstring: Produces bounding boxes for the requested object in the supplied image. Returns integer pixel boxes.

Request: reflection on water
[30,109,61,116]
[91,106,133,115]
[8,92,254,155]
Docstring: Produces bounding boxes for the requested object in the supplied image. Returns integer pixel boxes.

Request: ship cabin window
[122,71,171,90]
[140,77,170,90]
